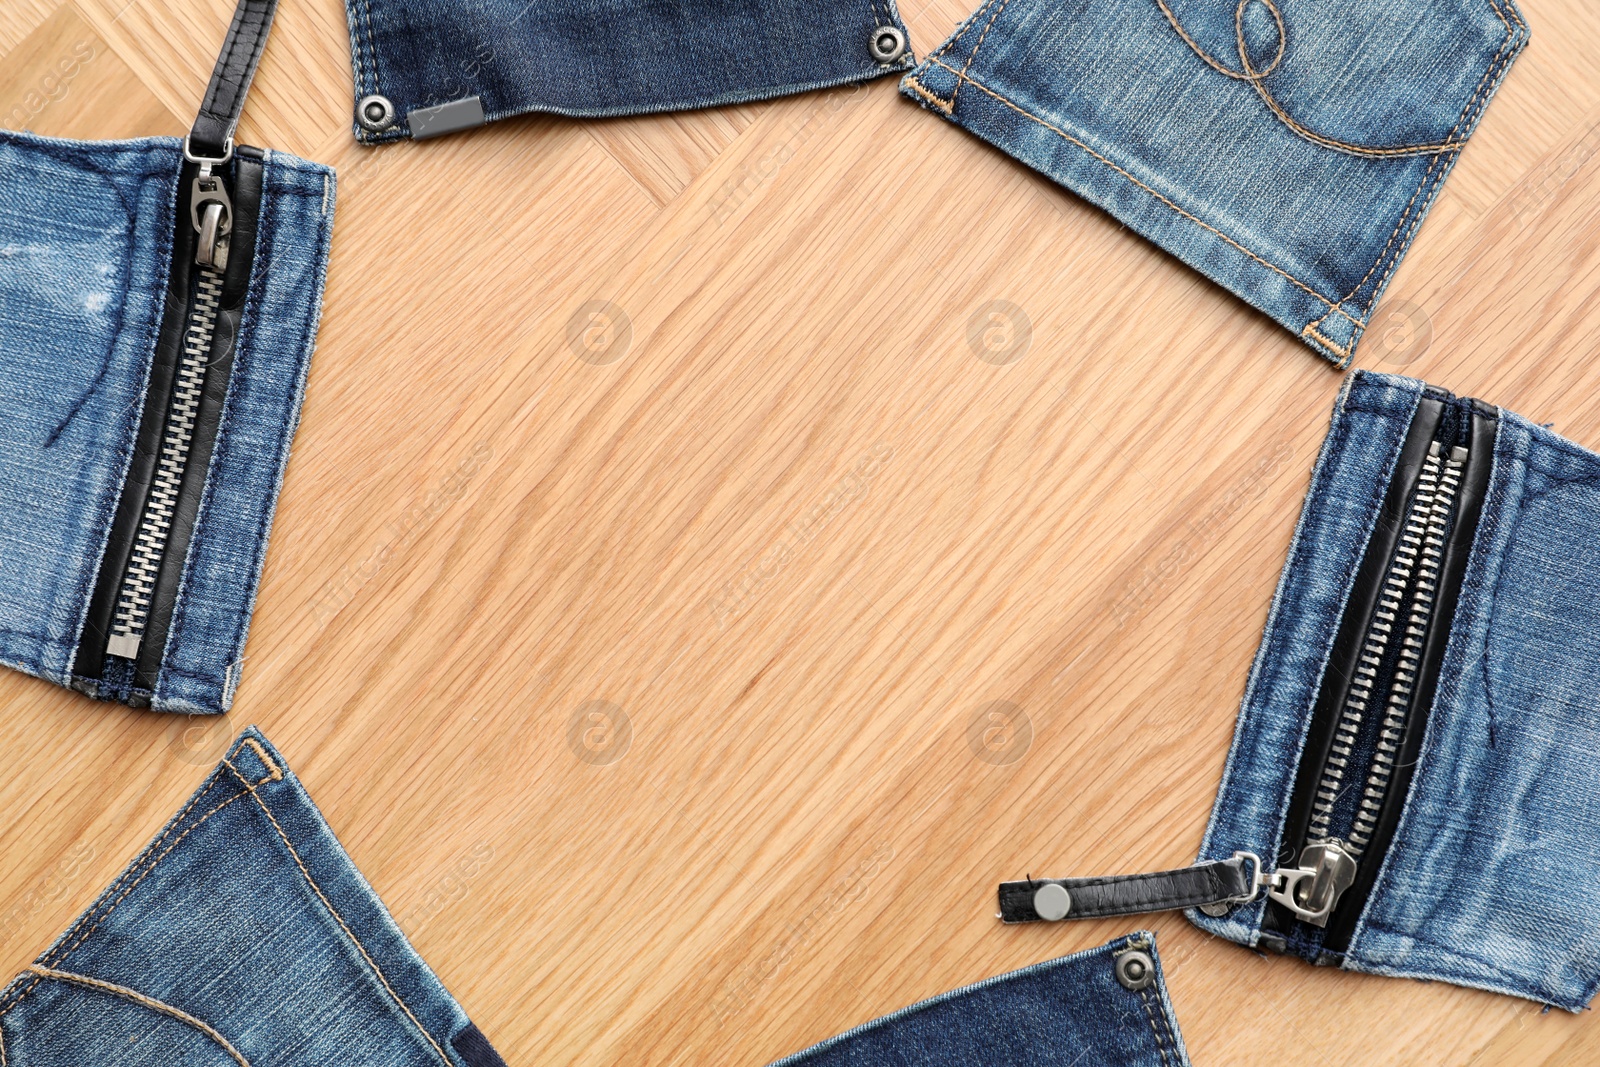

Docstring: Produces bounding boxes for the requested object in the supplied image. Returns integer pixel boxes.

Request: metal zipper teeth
[1303,444,1447,844]
[1346,444,1467,853]
[103,267,225,661]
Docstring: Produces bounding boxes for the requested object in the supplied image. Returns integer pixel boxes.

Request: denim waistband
[0,131,333,714]
[767,933,1188,1067]
[343,0,915,143]
[1192,370,1600,1010]
[0,729,508,1067]
[901,0,1527,365]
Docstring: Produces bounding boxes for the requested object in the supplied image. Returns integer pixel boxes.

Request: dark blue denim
[345,0,914,143]
[1193,371,1600,1010]
[0,132,333,714]
[903,0,1527,365]
[767,933,1188,1067]
[0,729,508,1067]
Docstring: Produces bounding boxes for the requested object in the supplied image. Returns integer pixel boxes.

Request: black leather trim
[452,1024,511,1067]
[131,151,262,690]
[1262,393,1445,941]
[74,160,205,680]
[189,0,280,158]
[999,856,1251,922]
[74,151,262,688]
[1319,401,1498,954]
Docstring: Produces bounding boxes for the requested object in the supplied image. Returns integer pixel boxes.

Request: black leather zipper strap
[188,0,280,159]
[1000,854,1256,923]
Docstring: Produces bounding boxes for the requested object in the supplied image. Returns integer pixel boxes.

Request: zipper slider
[1267,839,1359,927]
[184,136,233,271]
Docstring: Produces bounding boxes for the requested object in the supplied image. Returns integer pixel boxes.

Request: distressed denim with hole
[0,729,510,1067]
[1192,370,1600,1009]
[344,0,915,143]
[766,933,1189,1067]
[0,131,333,714]
[902,0,1528,365]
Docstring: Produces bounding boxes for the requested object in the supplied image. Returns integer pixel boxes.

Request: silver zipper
[103,171,231,662]
[1347,444,1466,853]
[1268,439,1466,926]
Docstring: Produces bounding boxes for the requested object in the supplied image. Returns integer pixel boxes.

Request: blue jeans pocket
[343,0,915,143]
[1193,370,1600,1009]
[766,933,1189,1067]
[902,0,1528,364]
[0,132,335,714]
[0,729,508,1066]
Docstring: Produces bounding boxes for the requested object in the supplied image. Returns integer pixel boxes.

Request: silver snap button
[869,25,907,64]
[1032,883,1071,921]
[1114,947,1155,991]
[356,94,396,133]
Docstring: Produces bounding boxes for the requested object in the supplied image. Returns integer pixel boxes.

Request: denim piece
[0,729,508,1067]
[768,933,1188,1067]
[345,0,915,144]
[1191,370,1600,1010]
[902,0,1527,365]
[0,131,334,714]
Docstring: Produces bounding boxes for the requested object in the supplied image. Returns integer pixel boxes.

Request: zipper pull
[1266,839,1359,927]
[185,137,234,271]
[1001,851,1273,922]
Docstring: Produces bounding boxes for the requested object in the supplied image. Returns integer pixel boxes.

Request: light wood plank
[3,2,1600,1065]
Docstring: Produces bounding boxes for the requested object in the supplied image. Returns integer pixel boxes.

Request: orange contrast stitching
[1136,985,1173,1067]
[25,966,251,1067]
[1158,0,1483,158]
[928,0,1002,66]
[924,56,1359,324]
[1,786,253,1017]
[1154,0,1284,80]
[902,74,954,115]
[219,760,453,1067]
[1349,0,1521,317]
[1301,321,1352,364]
[242,738,282,781]
[950,0,1013,110]
[1304,0,1520,339]
[44,772,230,965]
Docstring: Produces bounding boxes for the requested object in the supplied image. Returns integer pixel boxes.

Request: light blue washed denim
[902,0,1527,365]
[1191,370,1600,1010]
[0,131,334,714]
[768,933,1188,1067]
[344,0,914,144]
[0,729,509,1067]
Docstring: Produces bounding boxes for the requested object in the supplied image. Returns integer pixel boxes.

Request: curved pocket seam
[1304,0,1525,338]
[916,57,1362,325]
[20,965,250,1067]
[0,742,281,1020]
[1153,0,1506,158]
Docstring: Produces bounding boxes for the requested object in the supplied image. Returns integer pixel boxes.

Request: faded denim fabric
[0,729,509,1067]
[1192,370,1600,1010]
[902,0,1528,365]
[0,132,333,714]
[767,933,1189,1067]
[345,0,914,143]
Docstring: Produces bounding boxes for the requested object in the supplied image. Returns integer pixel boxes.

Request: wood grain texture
[3,2,1600,1064]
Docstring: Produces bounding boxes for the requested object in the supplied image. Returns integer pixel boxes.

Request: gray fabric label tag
[407,96,486,140]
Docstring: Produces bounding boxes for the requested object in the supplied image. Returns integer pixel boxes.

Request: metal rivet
[1114,947,1155,991]
[869,25,907,64]
[1198,900,1231,917]
[356,94,396,133]
[1033,883,1071,921]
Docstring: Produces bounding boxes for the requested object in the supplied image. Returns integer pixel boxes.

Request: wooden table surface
[3,1,1600,1064]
